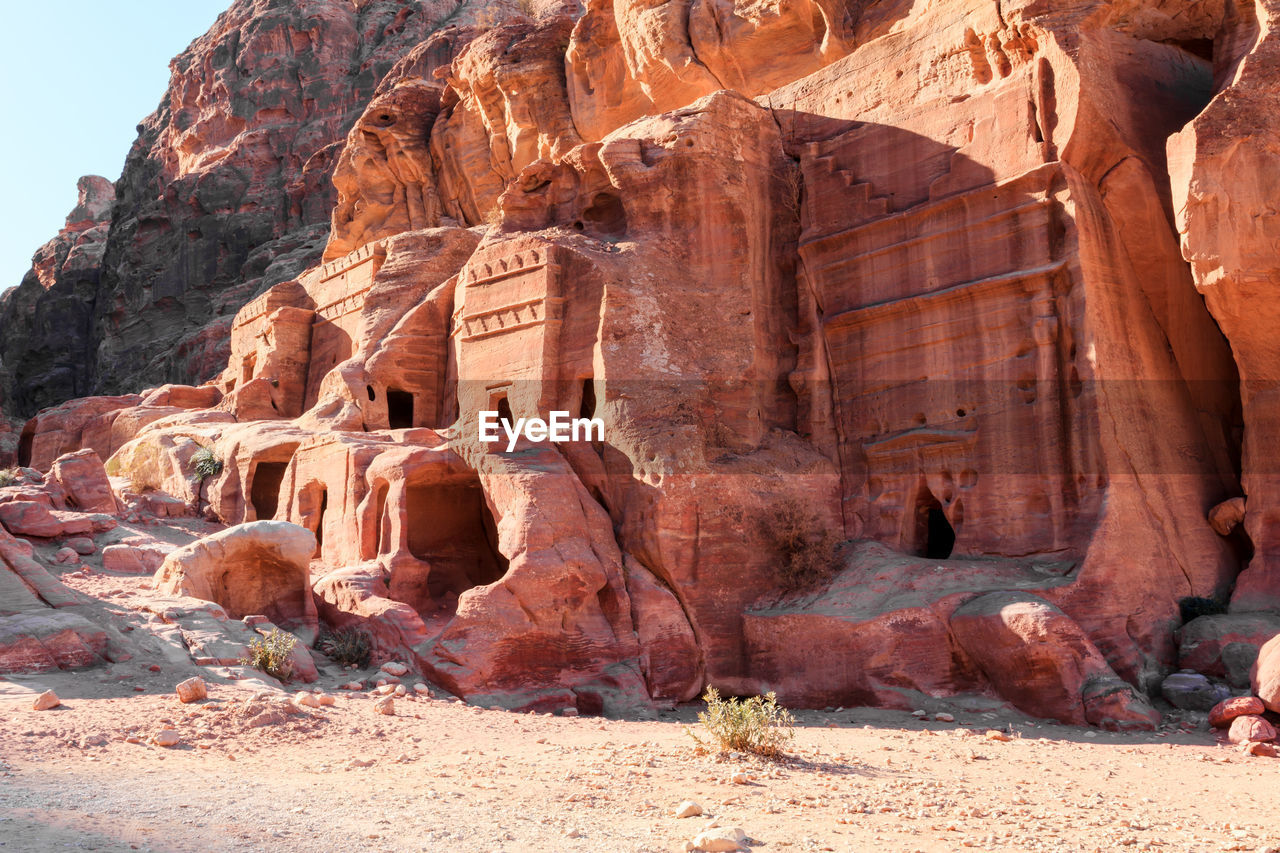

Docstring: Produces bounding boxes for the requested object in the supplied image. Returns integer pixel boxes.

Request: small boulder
[53,547,80,564]
[380,662,409,676]
[32,690,60,711]
[1227,714,1276,744]
[1160,672,1231,712]
[152,729,181,747]
[294,692,321,708]
[689,827,747,852]
[1241,740,1277,757]
[1254,634,1280,713]
[48,449,117,514]
[1208,695,1265,729]
[175,677,208,704]
[66,537,96,556]
[374,696,395,716]
[675,801,704,818]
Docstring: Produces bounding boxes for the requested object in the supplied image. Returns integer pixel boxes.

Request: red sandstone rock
[154,522,319,638]
[1179,612,1280,687]
[6,0,1279,720]
[47,449,117,514]
[1254,634,1280,714]
[1228,714,1276,745]
[949,591,1158,729]
[1208,696,1266,729]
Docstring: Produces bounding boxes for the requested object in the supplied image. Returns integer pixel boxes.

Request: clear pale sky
[0,1,230,295]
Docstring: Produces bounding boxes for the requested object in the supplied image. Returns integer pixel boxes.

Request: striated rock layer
[7,0,1280,721]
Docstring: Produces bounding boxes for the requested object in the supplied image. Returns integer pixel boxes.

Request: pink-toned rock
[152,729,180,748]
[1179,612,1280,687]
[949,591,1157,729]
[32,690,60,711]
[66,537,95,556]
[1208,696,1266,729]
[0,501,66,539]
[1254,634,1280,713]
[0,501,114,539]
[1241,740,1277,758]
[47,449,117,514]
[53,548,80,565]
[373,696,395,716]
[1227,714,1276,744]
[101,542,173,574]
[153,522,318,636]
[175,677,208,704]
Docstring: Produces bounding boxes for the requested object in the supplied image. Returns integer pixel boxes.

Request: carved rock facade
[7,0,1280,722]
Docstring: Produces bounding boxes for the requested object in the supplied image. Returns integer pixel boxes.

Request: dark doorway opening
[580,378,596,421]
[924,507,955,559]
[314,488,327,558]
[387,389,414,429]
[17,425,34,468]
[496,396,513,428]
[393,481,508,614]
[372,482,389,558]
[250,462,288,521]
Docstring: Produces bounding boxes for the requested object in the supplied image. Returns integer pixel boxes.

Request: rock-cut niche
[915,488,956,559]
[389,479,508,618]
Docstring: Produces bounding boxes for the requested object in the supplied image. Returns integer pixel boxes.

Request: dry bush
[315,627,372,668]
[688,687,795,758]
[765,500,838,591]
[190,447,223,480]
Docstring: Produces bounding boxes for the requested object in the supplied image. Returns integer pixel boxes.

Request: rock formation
[5,0,1280,722]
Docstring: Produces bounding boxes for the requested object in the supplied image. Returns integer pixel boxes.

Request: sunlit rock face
[7,0,1278,722]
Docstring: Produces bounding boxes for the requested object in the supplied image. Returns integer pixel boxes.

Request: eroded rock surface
[4,0,1280,721]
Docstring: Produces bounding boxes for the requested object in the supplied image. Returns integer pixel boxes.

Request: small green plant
[315,627,372,668]
[240,628,297,681]
[0,468,20,487]
[687,687,795,758]
[765,501,838,591]
[190,447,223,480]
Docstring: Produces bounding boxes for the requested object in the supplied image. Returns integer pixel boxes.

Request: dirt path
[3,673,1279,853]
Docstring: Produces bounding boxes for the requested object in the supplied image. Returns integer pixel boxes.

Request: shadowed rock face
[6,0,1280,720]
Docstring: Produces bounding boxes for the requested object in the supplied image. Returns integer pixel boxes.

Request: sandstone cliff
[0,0,531,420]
[5,0,1279,725]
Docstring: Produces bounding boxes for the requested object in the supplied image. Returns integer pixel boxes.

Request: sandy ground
[3,671,1280,853]
[3,520,1280,853]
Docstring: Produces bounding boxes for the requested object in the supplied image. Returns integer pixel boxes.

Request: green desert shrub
[189,447,223,480]
[0,468,20,487]
[688,687,795,758]
[241,628,297,681]
[315,627,372,668]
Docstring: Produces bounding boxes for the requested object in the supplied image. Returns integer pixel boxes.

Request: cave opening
[397,481,508,615]
[372,481,389,558]
[242,353,257,384]
[914,490,955,559]
[925,508,956,559]
[249,461,289,521]
[496,395,513,427]
[387,389,414,429]
[314,488,327,558]
[580,377,596,420]
[17,425,33,468]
